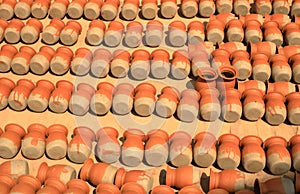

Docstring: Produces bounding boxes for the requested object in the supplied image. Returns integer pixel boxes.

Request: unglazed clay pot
[134,82,156,117]
[220,88,242,122]
[195,68,218,91]
[50,46,73,75]
[115,169,153,193]
[120,182,146,194]
[226,19,244,42]
[254,177,295,194]
[264,136,291,175]
[0,174,16,193]
[10,175,41,194]
[216,0,232,13]
[67,0,87,19]
[240,135,265,173]
[100,0,120,20]
[208,188,229,194]
[155,86,180,118]
[171,50,190,80]
[27,80,55,112]
[84,0,102,20]
[69,83,95,115]
[199,88,221,121]
[289,135,300,172]
[267,82,296,97]
[269,54,291,82]
[121,0,139,21]
[264,14,291,30]
[49,0,69,18]
[145,20,163,47]
[179,186,204,194]
[168,21,187,47]
[177,89,200,122]
[190,51,210,77]
[30,46,56,75]
[112,83,135,115]
[211,49,231,68]
[0,159,29,178]
[181,0,198,18]
[37,162,76,184]
[216,66,238,92]
[96,183,121,194]
[237,80,266,95]
[198,0,215,17]
[244,19,262,44]
[110,49,131,78]
[230,50,251,80]
[42,19,65,45]
[160,0,177,18]
[124,21,143,48]
[86,20,106,45]
[249,41,276,59]
[11,46,36,75]
[264,92,286,125]
[141,0,157,20]
[0,44,18,72]
[121,129,146,167]
[4,19,24,44]
[46,124,68,160]
[91,48,112,77]
[242,88,265,121]
[254,0,271,16]
[80,158,119,186]
[286,92,300,125]
[206,19,225,44]
[130,49,151,80]
[210,169,245,193]
[20,18,43,44]
[233,0,250,16]
[151,185,174,194]
[187,21,205,45]
[0,78,15,110]
[21,123,47,159]
[263,21,283,47]
[14,0,33,19]
[95,127,120,163]
[278,45,300,59]
[145,129,169,166]
[0,123,26,159]
[31,0,51,19]
[0,19,8,42]
[65,179,90,194]
[49,80,74,113]
[150,49,170,79]
[37,178,67,194]
[288,52,300,83]
[90,82,115,115]
[70,47,92,76]
[60,21,82,46]
[169,131,193,167]
[217,134,241,169]
[67,127,95,163]
[272,0,290,14]
[104,21,124,47]
[0,0,17,20]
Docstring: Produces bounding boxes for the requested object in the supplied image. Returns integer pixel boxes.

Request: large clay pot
[242,88,265,121]
[206,19,225,44]
[254,177,295,194]
[220,88,242,122]
[199,88,221,121]
[264,92,286,125]
[198,0,215,17]
[151,185,174,194]
[187,21,205,45]
[96,183,121,194]
[121,0,139,21]
[29,46,55,75]
[289,53,300,83]
[168,21,187,47]
[169,131,192,167]
[20,18,43,44]
[31,0,52,19]
[177,89,200,122]
[86,20,106,45]
[10,175,41,194]
[145,20,163,47]
[4,19,25,43]
[289,135,300,172]
[64,179,90,194]
[264,14,291,30]
[141,0,157,20]
[0,77,15,110]
[286,92,300,125]
[0,160,29,179]
[155,86,180,118]
[66,0,87,19]
[124,21,143,48]
[283,23,300,46]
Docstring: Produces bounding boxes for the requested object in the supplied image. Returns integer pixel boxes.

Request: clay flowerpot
[0,19,8,42]
[130,49,151,80]
[96,183,121,194]
[121,129,146,167]
[0,160,29,179]
[31,0,51,19]
[220,88,242,122]
[0,78,15,110]
[267,81,296,97]
[86,20,106,45]
[269,54,291,82]
[264,14,291,30]
[263,21,283,47]
[42,19,65,45]
[208,189,229,194]
[67,127,95,163]
[198,0,215,17]
[216,66,238,92]
[289,135,300,172]
[206,19,225,44]
[14,0,33,19]
[4,19,24,43]
[141,0,157,20]
[110,49,131,78]
[264,136,291,175]
[84,0,102,20]
[233,0,250,16]
[169,131,193,167]
[144,129,169,166]
[37,178,67,194]
[104,21,124,47]
[187,21,205,45]
[217,134,241,170]
[59,21,82,46]
[216,0,232,13]
[264,92,286,125]
[49,0,69,18]
[0,0,17,20]
[29,46,56,75]
[100,0,120,20]
[211,49,231,68]
[70,47,92,76]
[195,68,218,91]
[66,0,86,19]
[237,80,266,95]
[134,82,156,117]
[90,48,112,77]
[121,0,139,21]
[80,158,119,186]
[49,80,74,113]
[181,0,198,18]
[150,49,170,79]
[95,127,120,164]
[160,0,177,19]
[27,80,55,112]
[112,83,135,115]
[0,124,26,159]
[69,83,95,115]
[283,22,300,46]
[36,162,76,184]
[90,82,115,115]
[10,175,41,194]
[254,0,272,16]
[254,177,295,194]
[145,20,163,47]
[199,88,221,121]
[171,50,190,80]
[0,44,18,72]
[65,179,90,194]
[168,21,187,47]
[21,123,47,159]
[218,42,247,54]
[120,182,146,194]
[272,0,290,14]
[155,86,180,118]
[125,21,143,48]
[46,124,68,160]
[115,169,153,193]
[250,41,277,59]
[230,50,251,80]
[209,169,245,193]
[286,92,300,125]
[20,18,43,44]
[244,19,262,44]
[240,135,265,173]
[0,174,16,193]
[239,14,264,25]
[179,186,204,194]
[11,46,37,75]
[242,88,265,121]
[226,19,244,42]
[50,46,73,75]
[190,51,210,77]
[177,89,200,122]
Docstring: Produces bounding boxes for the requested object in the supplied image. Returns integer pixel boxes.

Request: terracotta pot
[90,48,112,77]
[240,135,265,172]
[278,45,300,59]
[233,0,250,16]
[264,92,286,125]
[187,21,205,45]
[169,131,192,167]
[206,19,225,44]
[104,21,124,47]
[42,19,65,45]
[177,89,200,122]
[0,44,18,72]
[264,136,291,175]
[121,129,146,167]
[49,46,73,75]
[155,86,180,118]
[68,127,95,163]
[0,174,16,193]
[29,46,55,75]
[262,21,283,47]
[244,19,262,44]
[242,88,265,121]
[218,42,247,54]
[141,0,157,19]
[220,88,242,122]
[31,0,51,19]
[100,0,120,21]
[250,42,276,59]
[289,135,300,172]
[4,19,24,43]
[65,179,90,194]
[215,0,232,13]
[20,18,43,44]
[37,178,67,194]
[251,51,270,81]
[0,19,8,42]
[14,0,33,19]
[120,182,146,194]
[96,183,121,194]
[171,50,190,80]
[286,92,300,124]
[199,88,221,121]
[0,160,28,179]
[226,19,244,42]
[209,169,245,193]
[36,162,76,184]
[49,80,73,113]
[150,49,170,79]
[168,21,187,47]
[145,20,163,47]
[60,21,82,45]
[195,68,218,91]
[190,52,210,77]
[160,0,177,19]
[115,169,153,193]
[70,48,92,76]
[112,83,135,115]
[264,14,291,30]
[0,77,15,110]
[66,0,86,19]
[84,0,102,20]
[110,49,131,78]
[269,54,291,82]
[48,0,69,18]
[121,0,139,20]
[283,22,300,46]
[267,81,296,97]
[290,53,300,83]
[208,188,229,194]
[86,20,106,45]
[46,124,68,160]
[254,177,295,194]
[130,49,151,80]
[0,0,17,20]
[151,185,174,194]
[230,50,251,80]
[216,66,238,92]
[10,175,41,194]
[181,0,198,18]
[124,21,143,48]
[11,46,36,75]
[134,82,156,117]
[211,49,231,68]
[272,0,290,14]
[0,123,26,159]
[198,0,215,17]
[80,158,119,186]
[90,82,115,115]
[69,83,95,115]
[237,80,266,95]
[178,186,204,194]
[254,0,272,16]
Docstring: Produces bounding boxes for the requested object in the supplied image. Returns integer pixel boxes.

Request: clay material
[104,21,124,47]
[169,131,192,167]
[50,46,73,75]
[49,0,70,19]
[30,46,56,75]
[60,20,82,46]
[0,78,15,110]
[110,49,131,78]
[42,19,65,45]
[49,80,74,113]
[4,19,24,44]
[86,20,106,46]
[46,124,68,160]
[67,0,87,19]
[155,86,180,118]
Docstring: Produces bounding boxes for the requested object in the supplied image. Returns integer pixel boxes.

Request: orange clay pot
[211,49,231,68]
[237,80,266,95]
[24,17,43,33]
[267,81,296,96]
[254,177,295,194]
[220,88,242,122]
[0,174,16,193]
[0,19,8,41]
[251,53,270,82]
[199,88,221,121]
[269,54,291,82]
[42,19,65,44]
[11,46,37,74]
[96,183,121,194]
[254,0,272,16]
[264,13,291,29]
[286,92,300,125]
[206,19,225,43]
[65,179,90,194]
[289,135,300,172]
[216,65,238,91]
[95,82,115,99]
[0,78,15,110]
[151,185,174,194]
[208,189,229,194]
[226,19,244,42]
[244,19,262,43]
[120,182,146,194]
[151,49,170,63]
[4,19,25,43]
[30,46,56,74]
[178,186,204,194]
[169,131,192,167]
[10,175,41,194]
[250,41,276,59]
[36,178,67,194]
[242,88,265,121]
[209,13,235,26]
[49,80,74,113]
[264,92,286,125]
[106,20,124,33]
[50,46,73,72]
[195,68,218,91]
[230,50,251,80]
[218,42,246,54]
[263,21,283,46]
[0,44,18,71]
[45,124,68,160]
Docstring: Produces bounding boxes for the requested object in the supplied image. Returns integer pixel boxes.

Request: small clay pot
[187,21,205,45]
[66,0,86,19]
[141,0,157,20]
[145,20,163,47]
[178,186,204,194]
[96,183,121,194]
[125,21,143,48]
[211,49,231,68]
[110,49,131,78]
[80,158,119,186]
[4,19,24,43]
[220,88,242,122]
[0,0,17,20]
[240,135,266,173]
[269,54,292,82]
[42,18,65,45]
[206,19,225,44]
[14,0,33,19]
[49,0,70,19]
[160,0,177,19]
[286,92,300,125]
[46,124,68,160]
[112,83,135,115]
[0,77,15,110]
[199,88,221,121]
[60,20,82,45]
[199,0,215,17]
[181,0,198,18]
[36,178,67,194]
[264,92,286,125]
[168,21,187,47]
[283,23,300,46]
[216,66,238,92]
[263,21,283,46]
[120,182,146,194]
[254,177,295,194]
[131,49,151,80]
[250,41,277,59]
[218,42,247,54]
[254,0,272,16]
[90,48,112,77]
[242,88,265,121]
[134,82,156,117]
[8,79,35,111]
[49,80,74,113]
[90,82,115,115]
[10,175,41,194]
[121,0,139,21]
[100,0,120,21]
[150,49,170,79]
[289,135,300,172]
[272,0,290,14]
[29,46,56,75]
[86,20,106,46]
[195,68,218,91]
[233,0,250,16]
[190,52,210,77]
[50,46,73,75]
[31,0,51,19]
[267,81,296,97]
[264,14,291,30]
[171,50,190,80]
[11,46,37,75]
[226,19,244,42]
[0,159,29,179]
[237,80,266,95]
[0,44,18,73]
[244,19,262,44]
[0,175,16,193]
[84,0,102,20]
[230,50,251,80]
[264,136,291,175]
[155,86,180,118]
[36,162,76,184]
[104,21,124,47]
[67,127,95,163]
[65,179,90,194]
[177,89,200,122]
[70,48,92,76]
[20,18,43,44]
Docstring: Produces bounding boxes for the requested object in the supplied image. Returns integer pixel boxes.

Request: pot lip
[289,53,300,63]
[187,20,204,31]
[230,50,249,60]
[96,183,120,193]
[74,126,96,140]
[120,182,146,194]
[197,67,218,81]
[264,91,285,102]
[169,131,192,142]
[132,49,151,59]
[151,49,170,59]
[263,136,287,148]
[47,124,68,136]
[242,88,264,98]
[222,88,241,99]
[135,82,156,95]
[218,133,240,144]
[97,82,115,92]
[286,92,300,101]
[123,128,145,139]
[288,134,300,146]
[147,129,169,140]
[96,127,119,142]
[168,20,186,31]
[180,89,200,100]
[0,174,15,188]
[44,178,67,192]
[67,179,90,193]
[0,77,15,89]
[151,185,174,194]
[240,135,263,147]
[5,123,26,137]
[17,175,41,189]
[178,185,203,194]
[27,123,47,135]
[217,65,238,80]
[194,131,216,143]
